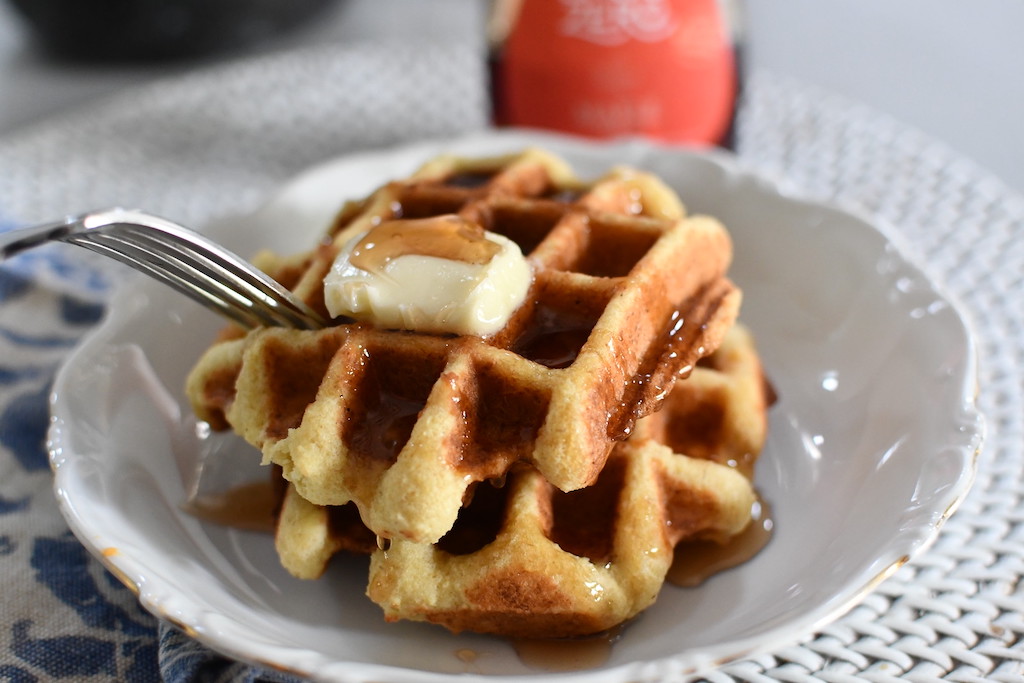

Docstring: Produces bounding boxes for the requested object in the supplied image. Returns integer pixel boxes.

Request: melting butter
[350,215,501,271]
[324,215,531,336]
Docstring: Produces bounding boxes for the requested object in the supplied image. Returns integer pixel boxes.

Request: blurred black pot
[8,0,339,61]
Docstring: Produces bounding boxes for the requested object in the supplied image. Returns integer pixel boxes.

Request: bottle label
[495,0,736,145]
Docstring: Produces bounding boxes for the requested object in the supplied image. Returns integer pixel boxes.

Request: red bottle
[489,0,740,147]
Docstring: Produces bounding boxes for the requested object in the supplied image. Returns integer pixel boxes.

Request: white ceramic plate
[49,131,984,682]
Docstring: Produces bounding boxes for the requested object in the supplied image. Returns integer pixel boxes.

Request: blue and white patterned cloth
[0,41,486,682]
[0,268,151,681]
[2,43,1023,681]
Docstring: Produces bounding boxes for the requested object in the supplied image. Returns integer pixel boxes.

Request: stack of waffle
[186,148,771,638]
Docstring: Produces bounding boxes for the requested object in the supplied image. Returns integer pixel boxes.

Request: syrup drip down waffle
[274,324,771,638]
[186,148,741,545]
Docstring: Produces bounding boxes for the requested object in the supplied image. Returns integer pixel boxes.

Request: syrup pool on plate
[667,497,773,587]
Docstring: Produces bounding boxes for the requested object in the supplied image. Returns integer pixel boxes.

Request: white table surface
[0,0,1021,195]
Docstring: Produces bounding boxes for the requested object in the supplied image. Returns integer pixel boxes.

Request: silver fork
[0,207,327,330]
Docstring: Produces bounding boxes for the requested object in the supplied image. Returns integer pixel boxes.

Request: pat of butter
[324,217,532,336]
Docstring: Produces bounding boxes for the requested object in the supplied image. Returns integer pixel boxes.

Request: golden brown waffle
[187,148,741,544]
[634,323,774,479]
[274,324,771,638]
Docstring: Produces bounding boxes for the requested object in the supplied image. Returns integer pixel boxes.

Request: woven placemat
[722,75,1024,682]
[0,41,1021,680]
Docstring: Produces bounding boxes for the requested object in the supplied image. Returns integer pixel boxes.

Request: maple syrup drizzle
[444,171,494,189]
[182,480,279,533]
[349,215,501,274]
[504,501,772,670]
[511,626,622,672]
[608,283,729,440]
[667,497,774,588]
[511,304,595,369]
[356,391,423,462]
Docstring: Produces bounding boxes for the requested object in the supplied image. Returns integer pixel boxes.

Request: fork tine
[121,225,325,329]
[67,233,271,330]
[112,218,327,329]
[2,208,329,330]
[104,227,313,329]
[94,231,291,328]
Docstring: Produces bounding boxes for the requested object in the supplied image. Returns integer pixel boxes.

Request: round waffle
[274,323,771,638]
[186,148,740,544]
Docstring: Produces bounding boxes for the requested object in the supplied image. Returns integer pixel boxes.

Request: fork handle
[0,216,79,260]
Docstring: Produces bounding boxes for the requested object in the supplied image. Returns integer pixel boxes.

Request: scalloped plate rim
[48,129,984,682]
